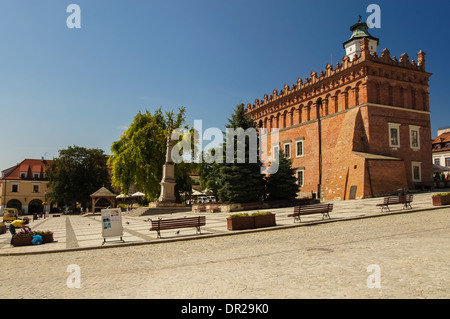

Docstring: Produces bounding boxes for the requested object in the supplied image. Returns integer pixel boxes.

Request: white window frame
[284,142,291,159]
[296,169,304,187]
[409,125,420,150]
[272,145,279,162]
[411,161,422,182]
[388,123,401,148]
[296,139,304,158]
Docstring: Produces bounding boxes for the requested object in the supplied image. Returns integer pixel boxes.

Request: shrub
[250,211,273,216]
[228,213,250,219]
[433,192,450,197]
[13,230,53,238]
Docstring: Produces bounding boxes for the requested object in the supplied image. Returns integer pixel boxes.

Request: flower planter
[227,216,255,230]
[11,231,54,247]
[41,233,54,243]
[12,236,33,247]
[227,213,276,230]
[432,194,450,206]
[254,214,276,228]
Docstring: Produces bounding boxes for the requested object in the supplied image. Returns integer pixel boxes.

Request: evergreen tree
[198,149,222,198]
[265,150,299,201]
[217,104,265,203]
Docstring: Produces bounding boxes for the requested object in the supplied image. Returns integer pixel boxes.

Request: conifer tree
[265,150,299,201]
[217,104,265,203]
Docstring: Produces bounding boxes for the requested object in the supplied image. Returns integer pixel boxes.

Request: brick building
[245,20,432,200]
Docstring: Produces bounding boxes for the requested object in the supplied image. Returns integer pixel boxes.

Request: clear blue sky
[0,0,448,170]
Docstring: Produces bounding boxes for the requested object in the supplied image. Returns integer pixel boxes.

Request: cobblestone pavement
[0,190,447,255]
[0,209,448,299]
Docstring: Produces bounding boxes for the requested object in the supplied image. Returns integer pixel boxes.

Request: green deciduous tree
[108,107,193,201]
[46,146,110,210]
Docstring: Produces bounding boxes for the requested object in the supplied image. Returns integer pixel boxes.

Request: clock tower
[343,18,379,61]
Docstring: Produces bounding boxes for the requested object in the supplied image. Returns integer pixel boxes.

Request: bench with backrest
[376,195,413,212]
[150,216,206,239]
[287,203,333,223]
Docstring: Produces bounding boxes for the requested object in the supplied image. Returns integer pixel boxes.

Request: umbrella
[132,192,145,197]
[433,164,450,173]
[191,189,204,196]
[116,194,129,198]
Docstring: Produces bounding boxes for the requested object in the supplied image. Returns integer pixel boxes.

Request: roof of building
[90,186,116,198]
[432,132,450,144]
[1,158,52,180]
[343,20,379,47]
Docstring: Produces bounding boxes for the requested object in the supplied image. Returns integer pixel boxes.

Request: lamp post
[316,97,323,201]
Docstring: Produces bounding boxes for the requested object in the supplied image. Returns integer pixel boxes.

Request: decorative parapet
[246,38,427,113]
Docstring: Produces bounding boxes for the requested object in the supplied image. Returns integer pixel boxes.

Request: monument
[158,124,177,203]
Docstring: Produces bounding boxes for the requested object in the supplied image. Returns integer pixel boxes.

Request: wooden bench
[288,203,333,223]
[376,195,413,212]
[150,216,206,239]
[207,204,220,213]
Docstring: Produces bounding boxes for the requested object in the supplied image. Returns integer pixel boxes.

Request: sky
[0,0,449,170]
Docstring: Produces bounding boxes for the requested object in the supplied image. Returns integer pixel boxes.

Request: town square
[0,0,449,303]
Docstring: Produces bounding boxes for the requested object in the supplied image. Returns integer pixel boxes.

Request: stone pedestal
[158,163,176,203]
[158,125,177,204]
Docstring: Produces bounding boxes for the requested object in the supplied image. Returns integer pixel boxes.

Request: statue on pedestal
[158,124,177,203]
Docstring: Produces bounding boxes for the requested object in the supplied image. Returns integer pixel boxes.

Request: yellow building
[0,158,52,215]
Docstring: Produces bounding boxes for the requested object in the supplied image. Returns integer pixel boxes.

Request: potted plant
[432,192,450,206]
[11,231,33,247]
[252,212,276,228]
[34,230,54,243]
[227,213,255,230]
[11,230,54,246]
[0,222,6,235]
[227,212,276,230]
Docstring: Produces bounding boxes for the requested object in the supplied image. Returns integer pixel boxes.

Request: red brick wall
[248,39,432,200]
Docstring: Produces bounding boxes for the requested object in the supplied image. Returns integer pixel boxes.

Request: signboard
[101,208,124,245]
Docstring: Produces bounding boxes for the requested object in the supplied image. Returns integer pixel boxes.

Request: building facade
[245,20,433,200]
[432,127,450,175]
[0,158,52,215]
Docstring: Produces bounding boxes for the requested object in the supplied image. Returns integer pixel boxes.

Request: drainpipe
[316,97,323,200]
